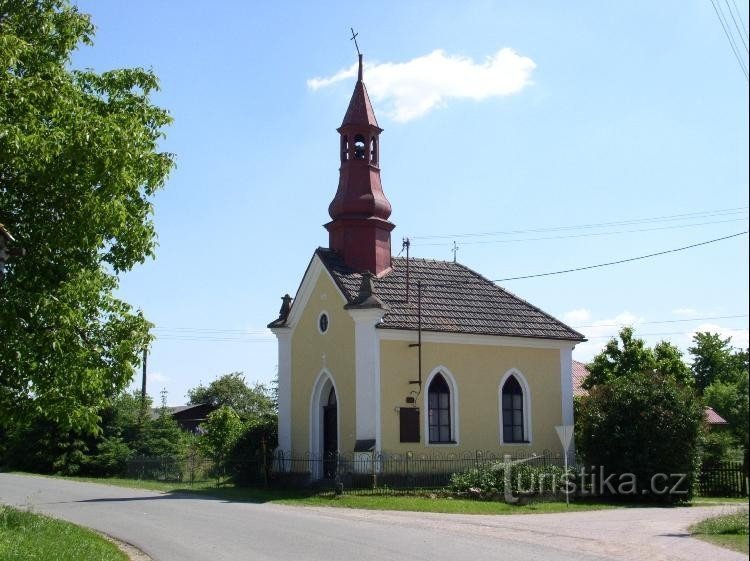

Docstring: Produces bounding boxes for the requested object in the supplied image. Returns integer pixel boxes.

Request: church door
[322,386,338,479]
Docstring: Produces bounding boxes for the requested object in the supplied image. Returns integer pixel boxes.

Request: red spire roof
[340,55,380,130]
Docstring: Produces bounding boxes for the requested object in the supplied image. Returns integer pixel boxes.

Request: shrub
[449,462,568,499]
[576,371,703,503]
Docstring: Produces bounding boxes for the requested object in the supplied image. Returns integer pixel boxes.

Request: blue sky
[72,1,749,404]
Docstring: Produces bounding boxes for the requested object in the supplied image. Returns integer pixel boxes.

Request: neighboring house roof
[149,403,213,421]
[572,360,590,396]
[571,362,730,427]
[704,406,728,425]
[311,248,585,341]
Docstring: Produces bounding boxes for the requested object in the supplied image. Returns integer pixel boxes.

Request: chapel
[268,54,585,478]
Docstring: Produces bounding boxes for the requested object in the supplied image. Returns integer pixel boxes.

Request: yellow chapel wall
[289,270,356,454]
[379,339,564,454]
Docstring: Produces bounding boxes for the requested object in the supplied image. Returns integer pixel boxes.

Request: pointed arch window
[370,136,378,165]
[501,375,526,443]
[428,374,452,443]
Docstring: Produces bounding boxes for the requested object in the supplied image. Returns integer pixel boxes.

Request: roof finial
[350,28,363,81]
[350,27,361,56]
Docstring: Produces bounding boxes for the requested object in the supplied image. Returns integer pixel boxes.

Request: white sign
[555,425,574,452]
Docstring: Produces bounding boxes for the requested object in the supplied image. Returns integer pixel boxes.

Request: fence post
[261,437,269,488]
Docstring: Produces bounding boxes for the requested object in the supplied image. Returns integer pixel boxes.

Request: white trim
[560,346,576,457]
[378,329,577,350]
[286,255,347,331]
[271,328,293,457]
[348,308,386,449]
[498,368,533,446]
[309,369,340,479]
[423,366,460,447]
[317,310,330,335]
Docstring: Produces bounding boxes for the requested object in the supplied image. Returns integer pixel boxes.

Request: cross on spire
[350,27,361,56]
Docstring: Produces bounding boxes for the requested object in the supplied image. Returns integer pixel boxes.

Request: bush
[449,462,568,500]
[576,371,703,503]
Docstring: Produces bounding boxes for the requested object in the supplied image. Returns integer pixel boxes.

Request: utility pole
[141,347,148,400]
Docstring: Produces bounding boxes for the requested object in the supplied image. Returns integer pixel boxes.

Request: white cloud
[563,308,591,324]
[569,310,644,362]
[308,48,536,122]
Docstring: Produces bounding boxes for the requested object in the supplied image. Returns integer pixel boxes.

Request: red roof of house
[704,406,728,425]
[572,360,589,397]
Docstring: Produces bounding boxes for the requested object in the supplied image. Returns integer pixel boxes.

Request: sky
[71,0,749,405]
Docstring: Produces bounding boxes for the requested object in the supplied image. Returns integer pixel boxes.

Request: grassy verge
[0,505,127,561]
[19,473,625,514]
[17,473,746,515]
[690,511,749,554]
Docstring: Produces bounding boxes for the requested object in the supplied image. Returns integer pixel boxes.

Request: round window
[318,313,329,334]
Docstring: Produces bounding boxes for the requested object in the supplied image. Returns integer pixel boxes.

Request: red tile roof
[572,360,589,397]
[704,406,728,425]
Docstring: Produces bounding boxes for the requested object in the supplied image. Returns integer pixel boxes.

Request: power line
[710,0,749,80]
[416,217,747,246]
[584,328,748,340]
[572,314,748,329]
[494,231,748,282]
[725,0,749,52]
[729,0,750,42]
[410,206,748,240]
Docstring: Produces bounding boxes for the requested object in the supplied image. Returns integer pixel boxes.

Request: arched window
[327,386,337,406]
[501,375,525,443]
[353,134,366,160]
[370,137,378,164]
[428,374,452,443]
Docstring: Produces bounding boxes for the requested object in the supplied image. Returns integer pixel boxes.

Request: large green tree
[187,373,276,420]
[0,1,173,433]
[584,327,692,388]
[689,332,746,392]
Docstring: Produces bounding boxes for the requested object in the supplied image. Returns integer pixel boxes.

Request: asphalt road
[0,473,745,561]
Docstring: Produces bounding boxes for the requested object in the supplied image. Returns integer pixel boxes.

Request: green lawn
[28,474,629,514]
[690,511,749,554]
[0,505,127,561]
[20,473,747,515]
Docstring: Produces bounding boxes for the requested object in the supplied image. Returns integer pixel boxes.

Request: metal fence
[125,450,569,494]
[121,453,749,498]
[698,461,748,497]
[125,455,265,486]
[273,450,570,494]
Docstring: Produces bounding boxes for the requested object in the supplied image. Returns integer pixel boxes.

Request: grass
[16,472,747,515]
[0,505,127,561]
[18,473,643,514]
[690,511,749,554]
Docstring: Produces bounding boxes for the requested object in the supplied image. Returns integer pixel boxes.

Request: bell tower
[325,54,395,276]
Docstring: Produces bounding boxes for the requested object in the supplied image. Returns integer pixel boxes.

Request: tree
[187,373,275,419]
[576,372,703,502]
[653,340,692,386]
[584,327,692,388]
[689,332,744,392]
[0,1,173,433]
[199,406,245,461]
